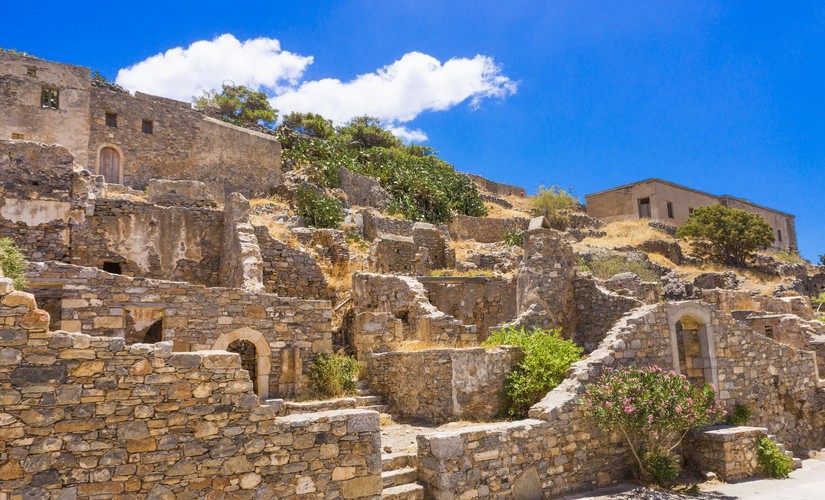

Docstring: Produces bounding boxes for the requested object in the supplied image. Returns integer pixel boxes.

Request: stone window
[11,133,24,140]
[142,119,154,134]
[26,67,36,77]
[667,201,674,219]
[102,261,122,274]
[764,325,773,338]
[778,229,782,242]
[40,87,58,109]
[105,112,118,127]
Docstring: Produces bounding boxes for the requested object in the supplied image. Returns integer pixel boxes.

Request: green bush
[775,249,805,264]
[587,255,659,282]
[529,185,579,230]
[676,205,774,267]
[756,436,793,478]
[295,187,345,229]
[0,238,27,290]
[724,403,753,426]
[503,229,524,248]
[812,292,825,308]
[308,351,360,398]
[483,326,582,418]
[583,365,724,487]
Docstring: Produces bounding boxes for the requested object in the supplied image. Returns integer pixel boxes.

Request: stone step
[382,483,425,500]
[282,397,357,414]
[382,467,418,488]
[355,395,383,406]
[362,404,390,413]
[261,398,284,413]
[382,452,417,471]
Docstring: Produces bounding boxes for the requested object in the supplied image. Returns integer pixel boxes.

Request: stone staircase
[261,381,390,416]
[766,434,803,469]
[381,452,424,499]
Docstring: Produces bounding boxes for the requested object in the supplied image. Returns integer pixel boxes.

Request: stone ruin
[2,124,825,498]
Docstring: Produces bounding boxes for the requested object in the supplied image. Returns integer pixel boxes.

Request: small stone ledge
[692,425,769,442]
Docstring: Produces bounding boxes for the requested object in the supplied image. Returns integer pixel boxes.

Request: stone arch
[212,327,272,399]
[666,303,718,388]
[95,143,124,184]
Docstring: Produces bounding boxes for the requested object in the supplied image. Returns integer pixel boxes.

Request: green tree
[193,84,277,127]
[676,205,775,267]
[0,238,27,290]
[819,255,825,267]
[281,112,335,140]
[336,116,402,149]
[529,185,580,230]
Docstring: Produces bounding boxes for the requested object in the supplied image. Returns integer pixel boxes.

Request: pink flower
[675,405,682,414]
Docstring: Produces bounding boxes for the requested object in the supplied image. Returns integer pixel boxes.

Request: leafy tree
[193,84,277,127]
[281,112,335,140]
[529,185,580,230]
[0,238,27,290]
[819,255,825,267]
[676,205,775,267]
[336,116,403,149]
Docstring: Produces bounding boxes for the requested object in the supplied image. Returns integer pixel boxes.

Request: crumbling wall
[72,198,224,286]
[419,275,517,338]
[447,215,528,243]
[0,285,380,498]
[254,226,333,300]
[25,261,332,398]
[368,347,521,423]
[369,223,454,275]
[350,273,477,358]
[87,87,283,198]
[465,173,526,197]
[361,208,416,241]
[572,277,643,353]
[147,179,217,208]
[221,193,264,292]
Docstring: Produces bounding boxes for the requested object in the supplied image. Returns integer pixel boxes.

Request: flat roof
[584,178,794,218]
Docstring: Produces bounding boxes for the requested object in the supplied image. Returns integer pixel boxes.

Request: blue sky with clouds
[2,1,823,260]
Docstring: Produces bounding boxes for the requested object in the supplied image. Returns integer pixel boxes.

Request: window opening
[102,261,122,274]
[105,112,118,127]
[26,67,36,77]
[667,201,674,219]
[778,230,782,242]
[41,88,58,109]
[638,198,651,219]
[142,319,163,344]
[142,119,153,134]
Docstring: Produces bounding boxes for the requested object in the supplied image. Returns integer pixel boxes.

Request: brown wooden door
[99,147,120,183]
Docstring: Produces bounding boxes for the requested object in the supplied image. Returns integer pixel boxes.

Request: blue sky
[2,1,823,260]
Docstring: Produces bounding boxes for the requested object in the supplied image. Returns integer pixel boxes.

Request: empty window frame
[666,201,674,219]
[102,261,122,274]
[105,112,118,127]
[26,67,36,77]
[40,88,59,109]
[142,119,153,134]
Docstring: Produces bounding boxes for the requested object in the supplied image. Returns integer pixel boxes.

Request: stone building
[0,51,282,198]
[585,178,797,251]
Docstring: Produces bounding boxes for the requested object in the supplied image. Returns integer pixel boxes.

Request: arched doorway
[98,146,121,183]
[212,327,272,398]
[228,339,258,394]
[666,304,719,389]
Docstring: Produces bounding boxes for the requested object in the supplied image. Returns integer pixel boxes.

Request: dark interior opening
[142,319,163,344]
[102,261,122,274]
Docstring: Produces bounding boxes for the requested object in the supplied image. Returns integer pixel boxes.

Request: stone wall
[465,173,526,197]
[87,87,283,198]
[0,285,381,498]
[147,179,217,208]
[72,197,224,287]
[24,261,333,399]
[447,215,528,243]
[338,167,392,210]
[361,209,417,241]
[221,194,264,292]
[683,426,767,481]
[572,277,643,353]
[368,347,521,424]
[419,276,517,338]
[369,223,454,275]
[350,273,477,358]
[254,226,333,300]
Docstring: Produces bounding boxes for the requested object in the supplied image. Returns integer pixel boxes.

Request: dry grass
[450,239,484,262]
[249,214,300,247]
[581,219,675,249]
[663,262,782,296]
[484,201,530,219]
[249,196,290,209]
[387,340,478,352]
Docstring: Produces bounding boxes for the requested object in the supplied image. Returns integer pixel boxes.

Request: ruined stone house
[0,51,282,198]
[585,178,797,251]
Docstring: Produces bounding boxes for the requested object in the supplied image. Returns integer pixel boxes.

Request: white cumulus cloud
[271,51,517,127]
[116,36,517,142]
[116,34,313,102]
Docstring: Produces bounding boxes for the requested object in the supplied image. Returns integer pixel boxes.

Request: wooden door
[99,147,120,183]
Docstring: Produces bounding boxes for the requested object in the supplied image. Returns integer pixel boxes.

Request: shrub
[642,450,681,488]
[483,326,582,418]
[308,351,360,398]
[583,365,724,487]
[0,238,27,290]
[812,292,825,308]
[724,403,753,426]
[756,436,793,478]
[676,205,774,267]
[775,249,805,264]
[587,255,659,282]
[295,187,345,229]
[529,185,579,230]
[503,229,524,248]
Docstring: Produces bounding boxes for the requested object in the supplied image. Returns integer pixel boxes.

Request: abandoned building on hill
[585,178,797,251]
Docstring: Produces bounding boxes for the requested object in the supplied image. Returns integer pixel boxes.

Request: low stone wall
[255,225,333,300]
[361,209,416,241]
[419,276,517,338]
[573,277,643,353]
[683,426,767,481]
[0,286,380,498]
[465,173,526,197]
[368,347,521,424]
[447,215,528,243]
[25,261,333,398]
[369,223,454,275]
[147,179,217,208]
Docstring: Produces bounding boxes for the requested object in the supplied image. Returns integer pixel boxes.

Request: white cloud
[116,36,517,142]
[271,52,517,127]
[116,34,313,102]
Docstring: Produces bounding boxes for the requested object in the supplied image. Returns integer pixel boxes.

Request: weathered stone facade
[368,347,522,424]
[255,226,334,300]
[0,286,381,499]
[369,223,455,275]
[418,275,517,338]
